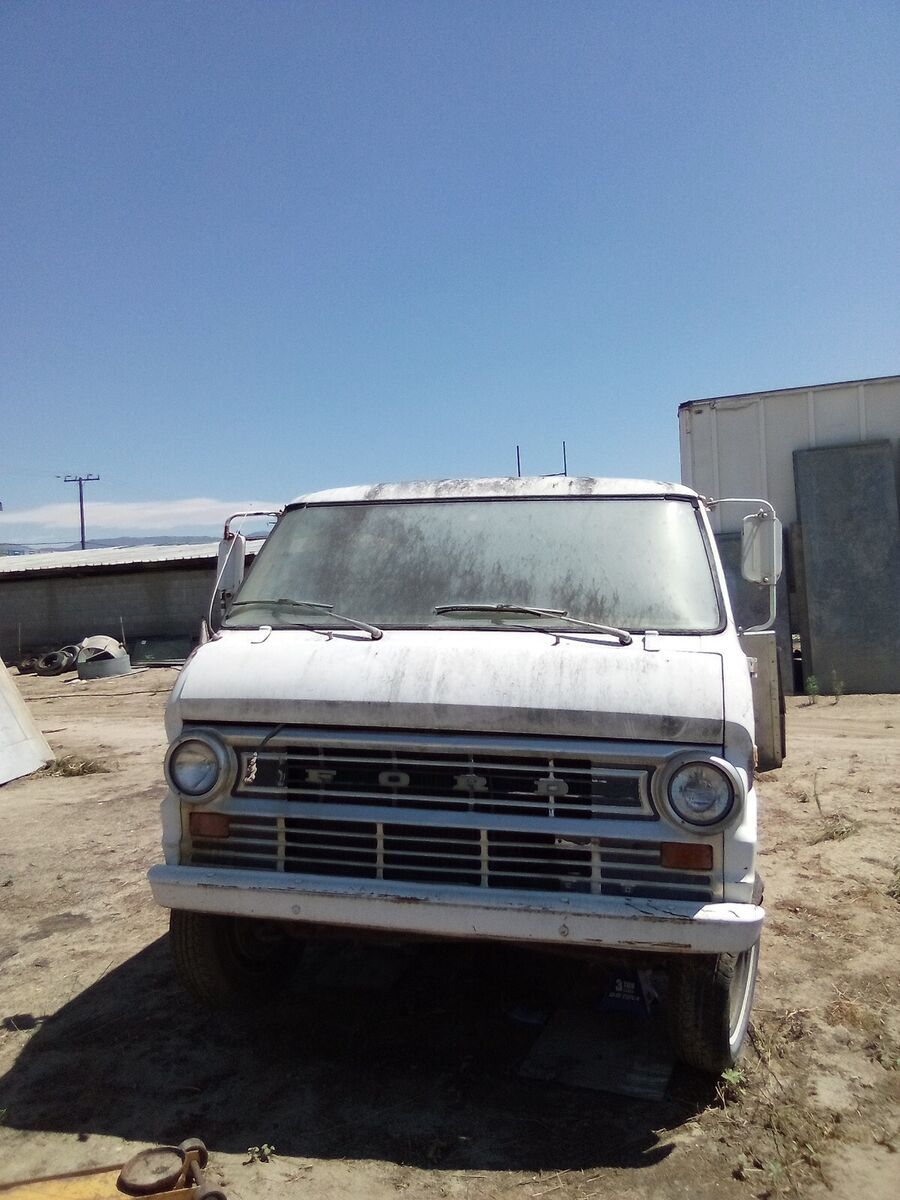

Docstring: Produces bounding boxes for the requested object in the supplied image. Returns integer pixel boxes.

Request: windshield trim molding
[283,492,702,515]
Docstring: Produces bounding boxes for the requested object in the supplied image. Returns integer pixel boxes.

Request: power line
[63,474,100,549]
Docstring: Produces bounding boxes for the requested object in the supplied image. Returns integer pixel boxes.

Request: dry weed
[825,991,875,1034]
[806,767,860,843]
[750,1009,808,1064]
[824,982,900,1071]
[833,974,896,1010]
[712,1010,840,1198]
[39,754,112,777]
[812,813,860,843]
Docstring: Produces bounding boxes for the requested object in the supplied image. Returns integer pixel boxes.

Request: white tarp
[0,657,54,785]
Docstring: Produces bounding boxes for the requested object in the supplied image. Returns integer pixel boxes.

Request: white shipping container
[678,374,900,532]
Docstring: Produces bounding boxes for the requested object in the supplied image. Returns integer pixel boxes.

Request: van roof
[290,476,697,507]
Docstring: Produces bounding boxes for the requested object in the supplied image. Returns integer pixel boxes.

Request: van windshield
[224,497,723,634]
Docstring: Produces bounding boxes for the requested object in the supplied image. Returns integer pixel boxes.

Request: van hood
[170,629,724,745]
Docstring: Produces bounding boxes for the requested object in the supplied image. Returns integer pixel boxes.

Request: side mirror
[741,513,783,585]
[214,533,247,617]
[206,509,281,630]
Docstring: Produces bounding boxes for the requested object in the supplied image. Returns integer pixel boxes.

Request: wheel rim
[728,940,759,1055]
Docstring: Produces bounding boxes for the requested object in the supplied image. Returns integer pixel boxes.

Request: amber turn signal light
[189,811,231,839]
[660,842,713,870]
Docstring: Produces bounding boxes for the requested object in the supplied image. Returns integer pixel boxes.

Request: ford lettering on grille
[233,742,654,820]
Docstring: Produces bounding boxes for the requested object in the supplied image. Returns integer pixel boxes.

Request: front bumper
[148,865,764,955]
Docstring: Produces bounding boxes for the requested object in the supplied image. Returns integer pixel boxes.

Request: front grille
[188,815,713,901]
[235,745,653,820]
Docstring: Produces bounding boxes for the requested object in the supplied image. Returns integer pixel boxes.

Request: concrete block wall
[0,566,215,661]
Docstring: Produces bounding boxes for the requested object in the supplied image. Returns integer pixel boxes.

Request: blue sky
[1,0,898,544]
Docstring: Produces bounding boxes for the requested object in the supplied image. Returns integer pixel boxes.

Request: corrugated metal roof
[0,541,229,577]
[291,476,693,506]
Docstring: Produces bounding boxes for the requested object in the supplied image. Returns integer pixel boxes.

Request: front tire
[667,939,760,1074]
[169,910,304,1007]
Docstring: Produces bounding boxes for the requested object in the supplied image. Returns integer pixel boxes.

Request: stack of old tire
[18,637,131,680]
[32,645,82,676]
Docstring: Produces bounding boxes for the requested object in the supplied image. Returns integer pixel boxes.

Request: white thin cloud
[0,498,281,533]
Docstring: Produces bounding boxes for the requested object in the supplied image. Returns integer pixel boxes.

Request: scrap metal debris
[75,635,131,680]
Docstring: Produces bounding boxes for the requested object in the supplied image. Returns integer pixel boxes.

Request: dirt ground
[1,669,898,1199]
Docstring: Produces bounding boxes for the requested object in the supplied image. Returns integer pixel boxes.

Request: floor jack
[0,1138,227,1200]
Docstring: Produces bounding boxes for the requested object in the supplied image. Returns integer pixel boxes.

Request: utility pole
[64,474,99,549]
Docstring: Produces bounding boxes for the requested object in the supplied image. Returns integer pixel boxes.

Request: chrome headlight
[165,731,234,802]
[657,754,741,830]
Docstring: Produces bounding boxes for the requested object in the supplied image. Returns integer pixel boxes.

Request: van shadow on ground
[1,936,715,1172]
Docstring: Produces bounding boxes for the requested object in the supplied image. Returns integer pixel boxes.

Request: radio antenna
[513,441,567,478]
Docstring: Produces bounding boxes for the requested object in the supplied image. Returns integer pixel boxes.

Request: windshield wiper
[228,598,383,640]
[433,603,633,645]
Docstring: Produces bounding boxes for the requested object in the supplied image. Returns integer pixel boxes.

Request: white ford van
[149,476,782,1072]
